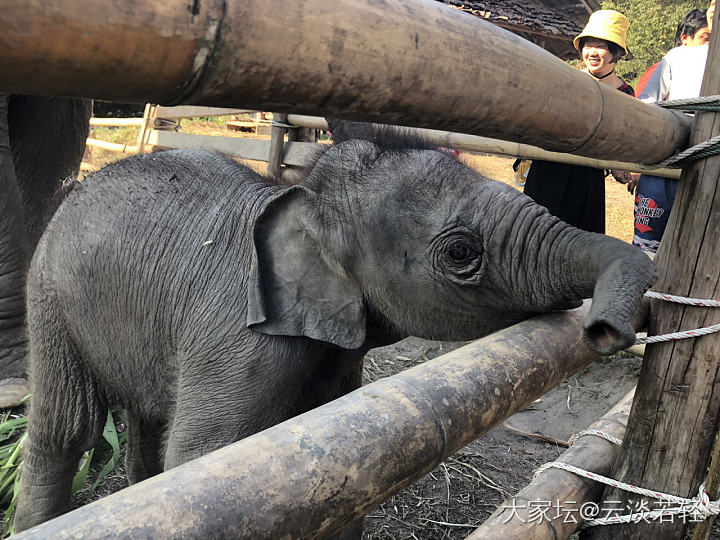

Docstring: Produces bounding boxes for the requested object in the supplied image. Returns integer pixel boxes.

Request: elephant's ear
[247,186,366,349]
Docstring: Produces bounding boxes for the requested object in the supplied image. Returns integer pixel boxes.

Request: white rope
[636,324,720,344]
[648,135,720,169]
[533,430,720,527]
[526,292,720,526]
[636,291,720,344]
[645,291,720,308]
[567,428,623,447]
[657,95,720,111]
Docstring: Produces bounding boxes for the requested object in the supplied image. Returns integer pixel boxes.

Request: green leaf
[72,449,95,495]
[90,411,122,494]
[3,466,23,536]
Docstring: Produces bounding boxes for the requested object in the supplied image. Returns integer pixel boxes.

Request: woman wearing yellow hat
[523,10,634,234]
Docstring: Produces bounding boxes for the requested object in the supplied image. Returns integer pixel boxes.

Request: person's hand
[626,173,640,194]
[611,170,639,194]
[611,169,629,183]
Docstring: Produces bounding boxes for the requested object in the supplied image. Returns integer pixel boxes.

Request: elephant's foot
[0,377,29,408]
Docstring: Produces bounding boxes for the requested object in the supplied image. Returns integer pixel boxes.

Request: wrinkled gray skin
[15,125,656,533]
[0,94,91,406]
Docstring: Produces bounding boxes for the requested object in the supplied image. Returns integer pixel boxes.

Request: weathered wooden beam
[469,388,635,539]
[1,0,690,163]
[586,17,720,540]
[267,112,288,178]
[14,302,630,539]
[153,106,252,119]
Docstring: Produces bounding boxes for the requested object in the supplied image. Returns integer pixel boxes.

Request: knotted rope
[534,430,720,527]
[635,290,720,345]
[645,95,720,169]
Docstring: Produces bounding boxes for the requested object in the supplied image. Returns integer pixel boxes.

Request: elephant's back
[39,150,275,260]
[28,150,280,386]
[62,149,273,221]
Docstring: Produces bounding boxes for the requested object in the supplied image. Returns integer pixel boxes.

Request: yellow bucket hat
[573,10,630,57]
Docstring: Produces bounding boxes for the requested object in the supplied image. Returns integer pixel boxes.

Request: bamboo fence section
[468,388,635,539]
[86,108,682,179]
[14,303,640,539]
[1,0,691,164]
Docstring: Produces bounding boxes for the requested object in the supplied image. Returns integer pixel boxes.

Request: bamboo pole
[287,114,682,179]
[135,104,155,154]
[585,19,720,540]
[14,303,641,539]
[89,117,145,127]
[468,388,635,540]
[84,138,138,154]
[1,0,690,164]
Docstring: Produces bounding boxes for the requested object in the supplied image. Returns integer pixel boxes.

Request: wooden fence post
[267,112,287,178]
[585,26,720,540]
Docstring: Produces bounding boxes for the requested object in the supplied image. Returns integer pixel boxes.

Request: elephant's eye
[434,232,484,282]
[448,241,475,262]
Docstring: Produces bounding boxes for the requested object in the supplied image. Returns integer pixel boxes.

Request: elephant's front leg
[0,94,30,406]
[14,440,82,531]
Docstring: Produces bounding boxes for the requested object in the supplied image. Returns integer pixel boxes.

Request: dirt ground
[360,338,642,539]
[76,123,707,539]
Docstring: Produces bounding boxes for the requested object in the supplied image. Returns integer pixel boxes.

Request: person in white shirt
[631,1,714,254]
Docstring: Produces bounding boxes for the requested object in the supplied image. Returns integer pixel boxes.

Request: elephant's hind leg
[125,412,165,484]
[14,293,106,532]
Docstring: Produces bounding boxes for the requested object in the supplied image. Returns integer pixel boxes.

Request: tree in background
[601,0,706,85]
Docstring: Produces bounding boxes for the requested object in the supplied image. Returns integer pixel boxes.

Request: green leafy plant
[0,405,127,536]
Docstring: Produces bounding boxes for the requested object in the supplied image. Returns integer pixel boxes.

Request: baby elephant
[15,129,656,531]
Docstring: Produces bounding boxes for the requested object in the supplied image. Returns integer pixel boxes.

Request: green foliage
[601,0,709,86]
[1,407,127,536]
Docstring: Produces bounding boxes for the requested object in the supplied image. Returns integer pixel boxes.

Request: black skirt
[523,160,605,234]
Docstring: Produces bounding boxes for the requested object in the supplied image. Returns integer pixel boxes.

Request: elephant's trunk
[580,240,657,354]
[510,208,657,355]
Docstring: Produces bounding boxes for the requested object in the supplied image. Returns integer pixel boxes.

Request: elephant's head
[247,124,656,355]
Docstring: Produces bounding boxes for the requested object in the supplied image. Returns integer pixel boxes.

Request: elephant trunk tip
[583,317,636,356]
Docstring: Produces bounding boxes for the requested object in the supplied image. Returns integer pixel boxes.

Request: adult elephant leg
[0,94,30,406]
[0,96,90,406]
[8,95,92,246]
[125,412,166,484]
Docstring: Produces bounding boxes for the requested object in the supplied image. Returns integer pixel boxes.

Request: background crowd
[521,2,715,255]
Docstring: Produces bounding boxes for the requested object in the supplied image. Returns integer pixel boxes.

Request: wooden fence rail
[88,108,682,179]
[2,0,691,164]
[15,303,634,539]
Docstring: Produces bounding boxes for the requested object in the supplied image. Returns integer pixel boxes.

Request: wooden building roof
[438,0,601,59]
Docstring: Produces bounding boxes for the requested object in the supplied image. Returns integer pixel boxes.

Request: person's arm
[638,57,670,103]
